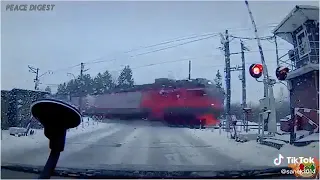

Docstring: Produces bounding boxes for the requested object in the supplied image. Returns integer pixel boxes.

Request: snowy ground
[1,117,111,155]
[1,118,319,172]
[186,127,319,167]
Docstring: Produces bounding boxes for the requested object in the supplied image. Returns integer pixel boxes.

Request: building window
[296,28,311,58]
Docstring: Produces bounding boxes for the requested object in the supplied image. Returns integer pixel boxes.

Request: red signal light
[249,64,263,78]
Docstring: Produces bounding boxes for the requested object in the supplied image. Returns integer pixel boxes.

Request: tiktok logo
[274,154,284,166]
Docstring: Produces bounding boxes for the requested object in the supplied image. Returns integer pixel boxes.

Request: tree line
[54,65,134,97]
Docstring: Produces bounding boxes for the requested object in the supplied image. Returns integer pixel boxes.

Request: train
[71,78,224,128]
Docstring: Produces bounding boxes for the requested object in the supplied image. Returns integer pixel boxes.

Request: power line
[84,34,219,65]
[24,43,217,86]
[88,47,288,76]
[48,52,283,87]
[45,45,287,79]
[194,60,280,70]
[101,56,212,73]
[115,48,286,72]
[39,23,279,77]
[130,35,218,57]
[130,23,278,51]
[229,35,274,40]
[49,64,81,74]
[86,35,219,65]
[122,56,283,75]
[227,23,278,33]
[230,48,290,55]
[35,45,288,83]
[83,23,278,65]
[123,33,219,54]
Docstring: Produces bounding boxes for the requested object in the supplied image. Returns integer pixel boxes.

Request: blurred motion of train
[71,78,225,128]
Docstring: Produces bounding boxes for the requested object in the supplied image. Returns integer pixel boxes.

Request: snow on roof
[272,5,319,44]
[286,63,319,80]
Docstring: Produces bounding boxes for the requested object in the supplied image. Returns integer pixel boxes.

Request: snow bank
[186,128,319,167]
[1,117,111,155]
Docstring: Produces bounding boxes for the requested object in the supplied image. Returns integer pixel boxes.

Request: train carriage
[75,78,224,128]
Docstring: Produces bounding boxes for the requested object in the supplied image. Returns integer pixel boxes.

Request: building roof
[272,5,319,44]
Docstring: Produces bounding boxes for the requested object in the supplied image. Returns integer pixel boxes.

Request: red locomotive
[75,78,224,128]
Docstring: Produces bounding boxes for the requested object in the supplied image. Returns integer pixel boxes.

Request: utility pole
[188,60,191,80]
[79,63,84,113]
[226,40,250,132]
[79,62,89,115]
[240,40,248,131]
[79,62,87,127]
[274,36,280,67]
[223,30,231,132]
[240,40,247,110]
[28,66,40,90]
[28,66,51,91]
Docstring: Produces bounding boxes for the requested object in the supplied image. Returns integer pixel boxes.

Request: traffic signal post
[248,63,277,136]
[248,63,292,139]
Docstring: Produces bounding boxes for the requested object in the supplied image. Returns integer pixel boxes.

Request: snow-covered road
[2,120,319,172]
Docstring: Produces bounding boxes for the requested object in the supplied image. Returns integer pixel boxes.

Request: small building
[272,5,319,135]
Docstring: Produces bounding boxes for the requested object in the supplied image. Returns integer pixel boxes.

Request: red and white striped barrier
[293,107,319,141]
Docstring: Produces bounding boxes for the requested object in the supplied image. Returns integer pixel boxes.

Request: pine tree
[117,65,134,89]
[56,83,67,95]
[214,70,223,89]
[45,86,52,94]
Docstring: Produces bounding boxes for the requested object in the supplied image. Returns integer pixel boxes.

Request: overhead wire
[47,64,81,75]
[97,48,286,75]
[103,55,217,73]
[43,46,284,88]
[39,23,280,77]
[83,23,278,65]
[123,33,220,54]
[20,23,281,90]
[55,47,287,80]
[83,34,219,65]
[26,35,219,87]
[86,34,219,66]
[229,35,274,40]
[230,48,290,55]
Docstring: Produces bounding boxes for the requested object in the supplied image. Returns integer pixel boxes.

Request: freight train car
[75,78,224,128]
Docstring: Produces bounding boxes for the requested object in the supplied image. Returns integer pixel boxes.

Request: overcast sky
[2,1,319,103]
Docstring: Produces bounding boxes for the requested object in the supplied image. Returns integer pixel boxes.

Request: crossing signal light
[276,67,289,81]
[249,64,263,78]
